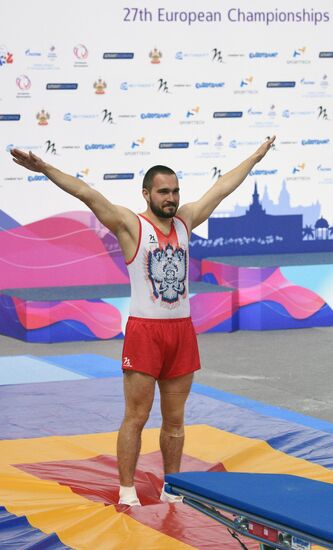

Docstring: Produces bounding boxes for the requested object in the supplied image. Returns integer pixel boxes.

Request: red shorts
[122,316,201,380]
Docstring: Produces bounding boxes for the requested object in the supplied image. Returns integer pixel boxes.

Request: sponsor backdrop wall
[1,0,333,244]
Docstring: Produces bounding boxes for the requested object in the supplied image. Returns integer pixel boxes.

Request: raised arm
[178,136,275,231]
[10,149,137,238]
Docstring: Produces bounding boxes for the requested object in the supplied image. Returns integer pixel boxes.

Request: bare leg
[158,373,193,475]
[117,371,156,487]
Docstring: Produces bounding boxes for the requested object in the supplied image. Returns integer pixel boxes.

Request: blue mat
[165,472,333,544]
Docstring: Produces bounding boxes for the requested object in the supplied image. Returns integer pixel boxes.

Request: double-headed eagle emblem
[147,244,187,304]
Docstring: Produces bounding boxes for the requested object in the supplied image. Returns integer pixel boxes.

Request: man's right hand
[10,149,46,173]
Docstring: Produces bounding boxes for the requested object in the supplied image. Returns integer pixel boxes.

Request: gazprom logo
[140,112,171,119]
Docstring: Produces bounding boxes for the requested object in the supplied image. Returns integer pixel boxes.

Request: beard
[149,198,178,219]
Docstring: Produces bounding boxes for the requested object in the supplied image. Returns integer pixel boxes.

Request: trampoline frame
[165,483,333,550]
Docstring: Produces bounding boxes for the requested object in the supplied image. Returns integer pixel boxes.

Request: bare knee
[123,407,151,431]
[161,419,184,437]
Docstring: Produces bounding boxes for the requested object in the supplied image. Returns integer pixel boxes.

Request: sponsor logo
[187,107,200,118]
[64,112,99,121]
[45,140,57,154]
[282,109,314,118]
[317,164,332,172]
[267,81,296,88]
[211,48,223,62]
[300,78,315,86]
[103,52,134,59]
[73,44,88,60]
[141,112,171,119]
[212,167,222,179]
[46,83,78,90]
[319,51,333,58]
[193,138,209,146]
[16,75,31,91]
[149,48,162,63]
[229,139,260,149]
[103,173,134,180]
[93,79,107,94]
[85,143,115,150]
[36,110,50,125]
[213,111,242,118]
[292,163,305,174]
[25,48,42,57]
[195,81,225,89]
[101,109,114,123]
[0,114,21,121]
[120,81,154,90]
[123,357,132,367]
[301,138,330,145]
[157,78,170,93]
[249,51,278,59]
[175,50,209,60]
[159,142,189,149]
[249,169,278,176]
[318,106,329,120]
[0,45,13,66]
[76,169,90,179]
[247,107,263,116]
[27,174,49,182]
[240,76,253,87]
[287,47,310,64]
[126,138,150,156]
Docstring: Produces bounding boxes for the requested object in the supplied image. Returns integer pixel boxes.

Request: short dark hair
[142,165,177,192]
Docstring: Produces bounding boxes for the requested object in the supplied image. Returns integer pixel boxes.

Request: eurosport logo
[319,51,333,58]
[84,144,116,150]
[103,52,134,59]
[213,112,243,118]
[103,173,134,179]
[46,83,78,90]
[140,112,171,119]
[301,138,330,145]
[0,114,21,121]
[159,142,189,149]
[250,169,278,176]
[16,74,31,90]
[195,81,225,89]
[27,175,49,182]
[267,81,296,88]
[249,51,278,58]
[73,44,88,60]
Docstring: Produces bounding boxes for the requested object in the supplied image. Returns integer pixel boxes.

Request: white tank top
[127,214,190,319]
